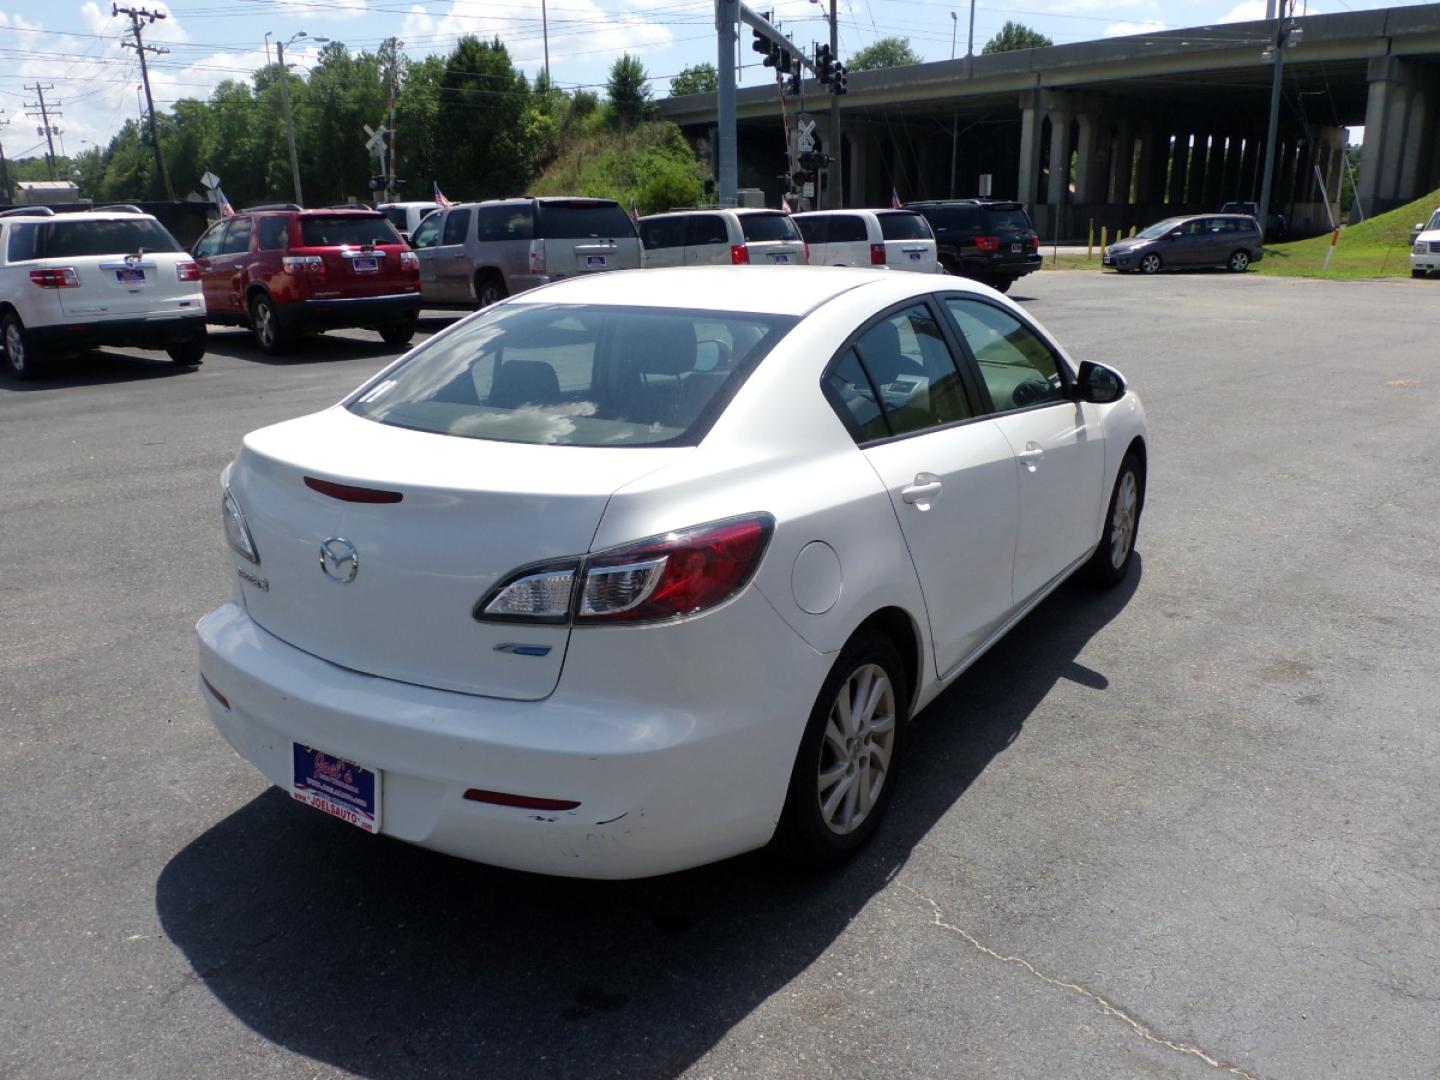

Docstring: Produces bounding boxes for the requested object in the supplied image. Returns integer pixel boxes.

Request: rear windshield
[793,217,825,243]
[347,303,797,447]
[535,202,636,240]
[877,212,932,241]
[739,213,801,242]
[299,215,400,247]
[917,205,1032,235]
[381,208,410,230]
[24,218,182,259]
[979,207,1033,233]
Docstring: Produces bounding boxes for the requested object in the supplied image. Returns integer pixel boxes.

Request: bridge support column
[1073,111,1103,204]
[1204,134,1227,208]
[1186,133,1209,209]
[1017,100,1042,207]
[1167,130,1190,206]
[1111,121,1136,204]
[1046,107,1073,207]
[1357,55,1437,217]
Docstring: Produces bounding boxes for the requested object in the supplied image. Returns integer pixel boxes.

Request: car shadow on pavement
[204,329,406,367]
[156,558,1141,1078]
[0,350,202,390]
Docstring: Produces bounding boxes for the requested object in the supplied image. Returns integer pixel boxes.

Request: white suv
[637,208,809,268]
[793,209,939,272]
[0,206,207,380]
[1411,208,1440,279]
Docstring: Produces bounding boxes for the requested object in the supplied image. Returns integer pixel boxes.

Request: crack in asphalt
[898,883,1262,1080]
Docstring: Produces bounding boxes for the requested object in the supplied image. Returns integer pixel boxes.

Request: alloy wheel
[1229,251,1250,272]
[253,301,275,349]
[4,321,24,374]
[817,663,897,836]
[1140,253,1161,275]
[1110,468,1139,570]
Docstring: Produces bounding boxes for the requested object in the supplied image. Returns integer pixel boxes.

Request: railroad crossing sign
[796,116,816,153]
[200,171,220,191]
[362,123,389,159]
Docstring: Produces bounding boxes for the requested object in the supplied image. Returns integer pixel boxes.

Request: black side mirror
[1167,229,1183,239]
[1077,361,1125,404]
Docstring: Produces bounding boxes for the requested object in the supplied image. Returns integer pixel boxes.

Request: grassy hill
[529,119,707,216]
[1256,187,1440,279]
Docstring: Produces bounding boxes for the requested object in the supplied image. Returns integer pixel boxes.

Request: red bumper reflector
[464,789,581,811]
[304,476,403,503]
[200,675,230,711]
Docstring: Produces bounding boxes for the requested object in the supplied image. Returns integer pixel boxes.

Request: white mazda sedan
[197,266,1147,879]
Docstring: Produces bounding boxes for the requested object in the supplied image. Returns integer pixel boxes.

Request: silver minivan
[638,209,808,268]
[409,197,642,307]
[794,209,938,272]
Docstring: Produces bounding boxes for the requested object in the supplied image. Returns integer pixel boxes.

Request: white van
[638,209,808,268]
[377,201,440,244]
[793,209,938,272]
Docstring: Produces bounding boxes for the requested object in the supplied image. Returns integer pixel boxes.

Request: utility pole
[1257,1,1294,242]
[114,5,175,201]
[384,38,402,203]
[717,0,738,205]
[277,38,304,206]
[23,85,61,181]
[541,0,550,84]
[827,0,842,208]
[0,111,13,204]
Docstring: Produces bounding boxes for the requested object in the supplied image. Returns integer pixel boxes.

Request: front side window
[825,305,972,440]
[193,222,226,259]
[739,213,801,242]
[347,304,796,447]
[639,217,685,250]
[441,209,471,246]
[944,297,1065,412]
[410,213,441,249]
[219,218,252,256]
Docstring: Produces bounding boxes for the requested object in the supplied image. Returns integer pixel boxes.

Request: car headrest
[490,359,561,408]
[616,317,697,377]
[858,320,913,386]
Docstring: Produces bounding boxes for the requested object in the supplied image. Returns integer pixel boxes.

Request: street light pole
[1257,10,1290,240]
[274,31,328,207]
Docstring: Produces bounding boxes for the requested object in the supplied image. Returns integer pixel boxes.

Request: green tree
[607,54,651,128]
[300,42,387,203]
[395,55,445,196]
[848,36,921,72]
[436,36,532,199]
[982,21,1052,54]
[669,63,718,97]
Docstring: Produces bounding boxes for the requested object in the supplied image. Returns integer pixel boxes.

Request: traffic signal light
[815,43,835,84]
[832,62,848,95]
[368,175,388,191]
[751,26,773,63]
[785,69,802,96]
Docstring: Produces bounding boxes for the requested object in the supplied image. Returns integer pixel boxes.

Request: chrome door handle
[901,473,943,506]
[1018,442,1044,471]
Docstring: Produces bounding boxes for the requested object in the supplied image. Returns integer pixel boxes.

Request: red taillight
[803,240,811,264]
[28,267,80,288]
[303,476,403,504]
[730,243,750,265]
[975,235,1001,253]
[869,243,886,265]
[577,515,773,624]
[282,255,324,274]
[464,789,580,811]
[1031,235,1041,251]
[399,250,419,272]
[528,239,546,274]
[176,260,203,282]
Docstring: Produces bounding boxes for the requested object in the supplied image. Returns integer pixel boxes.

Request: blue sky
[0,0,1424,155]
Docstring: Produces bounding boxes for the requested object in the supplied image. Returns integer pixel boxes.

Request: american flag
[630,201,639,224]
[213,185,234,218]
[433,182,454,209]
[890,186,902,210]
[781,195,792,214]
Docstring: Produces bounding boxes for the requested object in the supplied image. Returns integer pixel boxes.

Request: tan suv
[408,197,642,308]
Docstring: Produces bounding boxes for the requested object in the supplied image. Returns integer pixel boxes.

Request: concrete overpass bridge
[659,4,1440,240]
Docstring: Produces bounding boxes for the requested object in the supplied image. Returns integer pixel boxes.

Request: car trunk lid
[534,200,642,277]
[739,213,807,265]
[228,408,689,700]
[295,214,414,299]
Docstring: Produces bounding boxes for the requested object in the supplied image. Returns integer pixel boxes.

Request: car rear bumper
[943,252,1043,279]
[196,597,828,879]
[29,313,206,352]
[285,292,421,329]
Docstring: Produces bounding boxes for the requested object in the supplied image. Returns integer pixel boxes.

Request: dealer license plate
[584,255,609,268]
[292,743,381,833]
[1011,242,1022,254]
[769,253,791,264]
[351,257,378,272]
[115,268,146,283]
[909,252,921,262]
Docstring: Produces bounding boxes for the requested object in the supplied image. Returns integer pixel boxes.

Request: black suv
[903,200,1041,293]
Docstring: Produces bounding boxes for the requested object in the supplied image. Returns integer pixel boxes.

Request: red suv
[190,206,421,354]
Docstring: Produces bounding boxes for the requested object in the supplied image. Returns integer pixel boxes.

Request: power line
[114,3,175,200]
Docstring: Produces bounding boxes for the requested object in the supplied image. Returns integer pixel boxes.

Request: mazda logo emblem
[319,537,359,583]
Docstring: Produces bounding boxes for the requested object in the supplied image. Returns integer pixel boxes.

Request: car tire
[2,312,46,381]
[1139,253,1163,275]
[475,271,507,309]
[249,294,292,355]
[1085,451,1145,586]
[165,330,206,366]
[1227,250,1251,273]
[379,321,416,347]
[987,277,1014,294]
[774,629,908,868]
[1413,269,1428,279]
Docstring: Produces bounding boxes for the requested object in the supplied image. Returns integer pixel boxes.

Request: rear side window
[878,212,932,241]
[381,207,409,230]
[794,217,826,244]
[347,304,796,447]
[639,217,685,250]
[302,215,401,247]
[257,216,289,250]
[686,215,728,246]
[852,305,972,437]
[739,214,800,242]
[219,218,252,255]
[441,209,471,245]
[535,202,635,240]
[6,223,42,262]
[826,216,867,243]
[981,207,1034,233]
[475,204,532,242]
[41,218,182,257]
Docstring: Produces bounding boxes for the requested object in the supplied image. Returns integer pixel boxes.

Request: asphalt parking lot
[3,271,1438,1080]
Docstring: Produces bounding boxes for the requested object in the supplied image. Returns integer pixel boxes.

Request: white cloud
[1104,20,1166,37]
[1217,2,1268,23]
[275,0,368,22]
